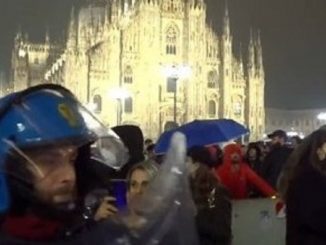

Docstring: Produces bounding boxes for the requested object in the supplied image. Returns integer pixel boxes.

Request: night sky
[0,0,326,109]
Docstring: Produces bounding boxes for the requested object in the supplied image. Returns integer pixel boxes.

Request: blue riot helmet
[0,84,128,213]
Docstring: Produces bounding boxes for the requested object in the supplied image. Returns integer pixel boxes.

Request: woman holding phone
[126,160,159,204]
[93,160,159,221]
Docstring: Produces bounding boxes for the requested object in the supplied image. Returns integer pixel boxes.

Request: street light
[161,65,192,126]
[317,112,326,121]
[109,88,131,125]
[18,48,26,58]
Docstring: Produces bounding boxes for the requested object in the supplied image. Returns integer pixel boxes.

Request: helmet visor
[1,87,129,171]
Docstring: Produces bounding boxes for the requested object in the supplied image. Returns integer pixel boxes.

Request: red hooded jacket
[216,144,276,199]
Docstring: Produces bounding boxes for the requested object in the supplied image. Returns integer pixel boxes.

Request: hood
[112,125,145,165]
[222,144,242,166]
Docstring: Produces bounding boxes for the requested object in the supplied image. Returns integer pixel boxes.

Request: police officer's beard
[6,174,80,223]
[5,155,81,222]
[31,188,81,222]
[47,184,77,207]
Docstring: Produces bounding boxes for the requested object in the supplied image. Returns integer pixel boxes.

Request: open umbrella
[154,119,249,154]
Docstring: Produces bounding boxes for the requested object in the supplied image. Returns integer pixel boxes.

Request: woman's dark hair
[190,165,221,209]
[112,125,145,178]
[210,145,223,167]
[144,139,153,145]
[146,143,156,153]
[279,128,326,199]
[245,143,262,161]
[307,130,326,174]
[187,146,216,168]
[187,146,225,208]
[154,154,165,165]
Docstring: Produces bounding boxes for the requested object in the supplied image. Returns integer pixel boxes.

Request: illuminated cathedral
[11,0,265,140]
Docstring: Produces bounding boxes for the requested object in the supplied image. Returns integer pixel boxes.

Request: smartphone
[110,179,128,210]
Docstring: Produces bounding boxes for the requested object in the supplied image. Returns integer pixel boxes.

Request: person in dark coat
[245,143,263,176]
[206,145,224,169]
[290,136,303,148]
[145,143,156,161]
[187,146,232,245]
[244,143,266,197]
[112,125,145,179]
[278,127,326,245]
[261,130,292,188]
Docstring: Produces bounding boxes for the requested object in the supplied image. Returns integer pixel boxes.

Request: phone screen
[110,179,127,210]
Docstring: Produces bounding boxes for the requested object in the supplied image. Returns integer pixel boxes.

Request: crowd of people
[145,128,294,201]
[0,84,325,245]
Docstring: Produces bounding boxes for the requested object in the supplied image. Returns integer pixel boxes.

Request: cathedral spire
[188,0,195,7]
[239,42,243,64]
[196,0,205,8]
[67,6,77,49]
[24,32,29,42]
[221,0,232,60]
[15,26,23,42]
[255,30,264,77]
[223,0,230,38]
[110,0,118,22]
[239,42,244,76]
[118,0,122,16]
[124,0,129,13]
[95,13,101,36]
[248,28,257,78]
[249,28,254,45]
[104,2,110,26]
[256,29,261,46]
[45,26,50,44]
[248,28,255,67]
[239,42,243,60]
[110,0,124,24]
[90,5,95,28]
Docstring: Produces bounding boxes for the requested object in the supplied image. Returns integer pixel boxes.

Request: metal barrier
[232,198,286,245]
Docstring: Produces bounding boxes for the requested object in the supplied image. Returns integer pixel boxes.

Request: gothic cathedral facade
[11,0,265,140]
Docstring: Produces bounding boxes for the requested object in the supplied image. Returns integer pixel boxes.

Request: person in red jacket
[216,144,276,199]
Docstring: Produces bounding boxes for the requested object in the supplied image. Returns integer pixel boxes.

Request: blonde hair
[127,160,159,187]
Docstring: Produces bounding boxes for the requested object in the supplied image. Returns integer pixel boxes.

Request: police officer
[0,84,128,243]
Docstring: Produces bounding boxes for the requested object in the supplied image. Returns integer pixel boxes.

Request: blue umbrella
[154,119,249,154]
